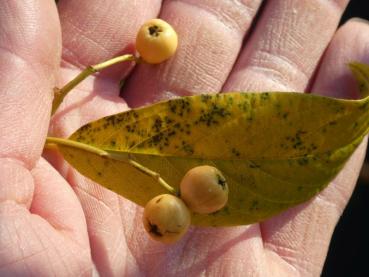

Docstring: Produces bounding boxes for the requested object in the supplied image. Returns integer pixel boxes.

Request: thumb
[0,0,61,168]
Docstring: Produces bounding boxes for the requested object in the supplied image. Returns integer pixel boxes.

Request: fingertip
[312,17,369,99]
[341,17,369,40]
[344,17,369,26]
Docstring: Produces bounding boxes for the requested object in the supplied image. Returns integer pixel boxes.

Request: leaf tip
[348,62,369,98]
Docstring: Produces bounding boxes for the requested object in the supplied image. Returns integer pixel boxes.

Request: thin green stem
[128,159,176,194]
[106,151,176,194]
[45,137,109,156]
[52,54,138,115]
[45,137,176,194]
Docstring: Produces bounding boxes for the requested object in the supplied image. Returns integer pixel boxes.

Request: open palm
[1,0,368,276]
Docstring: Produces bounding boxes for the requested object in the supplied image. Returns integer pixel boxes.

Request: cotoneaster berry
[143,194,191,244]
[136,18,178,64]
[180,165,229,214]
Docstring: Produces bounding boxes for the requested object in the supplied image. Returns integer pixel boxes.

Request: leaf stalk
[45,137,177,195]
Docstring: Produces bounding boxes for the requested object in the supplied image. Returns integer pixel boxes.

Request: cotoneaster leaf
[52,63,369,227]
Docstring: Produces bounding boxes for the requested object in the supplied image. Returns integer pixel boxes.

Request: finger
[312,19,369,98]
[223,0,349,92]
[260,19,369,276]
[58,0,162,82]
[0,0,61,166]
[122,0,264,107]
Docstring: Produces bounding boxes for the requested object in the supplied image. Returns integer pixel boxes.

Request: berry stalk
[51,54,138,115]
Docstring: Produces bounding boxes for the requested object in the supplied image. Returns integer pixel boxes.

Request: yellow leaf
[50,63,369,227]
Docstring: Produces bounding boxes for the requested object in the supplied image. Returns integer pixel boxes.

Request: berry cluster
[136,19,229,244]
[143,165,229,244]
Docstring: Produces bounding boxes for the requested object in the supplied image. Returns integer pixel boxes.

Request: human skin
[0,0,368,276]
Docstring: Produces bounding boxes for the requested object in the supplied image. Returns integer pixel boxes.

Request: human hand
[1,0,368,276]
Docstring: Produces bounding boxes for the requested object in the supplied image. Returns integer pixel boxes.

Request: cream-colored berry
[143,194,191,244]
[180,165,228,214]
[136,18,178,64]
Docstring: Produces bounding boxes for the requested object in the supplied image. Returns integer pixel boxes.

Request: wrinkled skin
[0,0,368,276]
